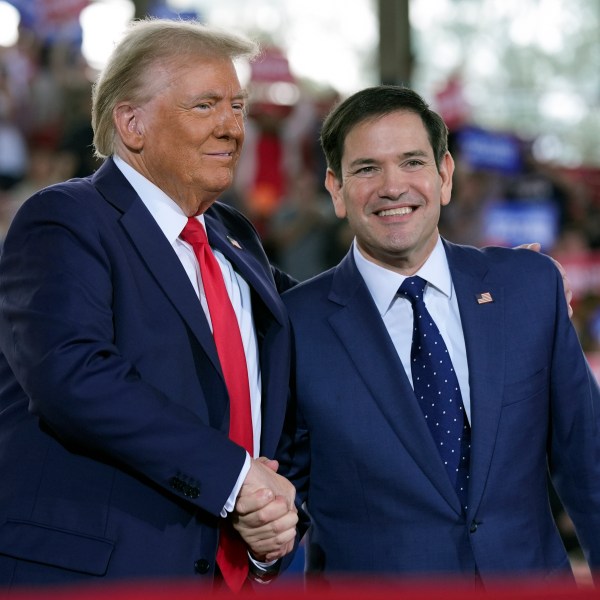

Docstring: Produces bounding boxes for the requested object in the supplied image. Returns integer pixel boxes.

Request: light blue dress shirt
[353,236,471,423]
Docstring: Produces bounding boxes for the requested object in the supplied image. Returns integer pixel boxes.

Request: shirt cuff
[248,553,281,584]
[220,452,251,517]
[249,554,278,570]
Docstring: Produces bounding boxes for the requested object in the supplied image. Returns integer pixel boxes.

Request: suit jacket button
[469,520,479,533]
[194,559,210,574]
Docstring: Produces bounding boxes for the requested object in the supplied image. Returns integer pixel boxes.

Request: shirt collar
[353,236,452,317]
[113,155,205,243]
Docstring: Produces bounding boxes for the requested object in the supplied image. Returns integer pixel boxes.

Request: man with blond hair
[0,19,296,591]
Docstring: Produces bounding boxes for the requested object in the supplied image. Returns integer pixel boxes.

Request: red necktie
[180,217,253,592]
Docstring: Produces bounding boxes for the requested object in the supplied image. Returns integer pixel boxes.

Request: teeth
[378,207,413,217]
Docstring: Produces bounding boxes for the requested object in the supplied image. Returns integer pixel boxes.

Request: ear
[113,102,145,151]
[325,168,347,219]
[439,151,455,207]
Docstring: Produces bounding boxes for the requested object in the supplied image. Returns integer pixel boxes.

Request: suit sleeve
[274,334,312,563]
[546,259,600,568]
[0,187,246,517]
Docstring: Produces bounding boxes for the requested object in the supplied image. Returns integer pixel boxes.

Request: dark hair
[320,85,448,180]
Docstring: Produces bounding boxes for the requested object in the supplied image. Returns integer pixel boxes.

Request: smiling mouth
[377,207,414,217]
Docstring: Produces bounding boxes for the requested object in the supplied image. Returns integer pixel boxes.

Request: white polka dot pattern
[399,275,471,512]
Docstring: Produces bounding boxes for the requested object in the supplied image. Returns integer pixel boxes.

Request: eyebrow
[233,90,250,101]
[189,89,249,103]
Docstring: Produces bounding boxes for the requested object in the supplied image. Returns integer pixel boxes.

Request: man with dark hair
[236,85,599,585]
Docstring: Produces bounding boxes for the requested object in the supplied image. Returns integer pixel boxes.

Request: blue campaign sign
[482,199,560,251]
[149,4,200,20]
[456,126,523,174]
[4,0,85,41]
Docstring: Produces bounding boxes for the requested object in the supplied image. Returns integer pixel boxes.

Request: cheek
[340,180,371,214]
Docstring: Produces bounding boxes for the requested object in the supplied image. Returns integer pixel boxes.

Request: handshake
[232,456,298,563]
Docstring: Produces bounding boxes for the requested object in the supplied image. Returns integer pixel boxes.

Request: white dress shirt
[353,236,471,422]
[114,155,258,513]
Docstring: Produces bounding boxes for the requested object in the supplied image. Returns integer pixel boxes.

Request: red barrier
[1,577,599,600]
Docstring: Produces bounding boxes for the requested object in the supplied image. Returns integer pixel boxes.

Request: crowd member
[235,86,599,585]
[266,169,337,281]
[0,19,297,591]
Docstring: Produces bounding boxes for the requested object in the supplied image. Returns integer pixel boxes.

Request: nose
[377,168,409,200]
[214,106,244,139]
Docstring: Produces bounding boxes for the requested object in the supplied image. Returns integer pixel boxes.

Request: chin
[200,178,233,195]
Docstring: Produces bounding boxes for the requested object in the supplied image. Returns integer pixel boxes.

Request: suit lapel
[92,159,288,449]
[328,252,462,512]
[204,214,286,327]
[445,241,506,517]
[92,159,222,375]
[204,214,289,454]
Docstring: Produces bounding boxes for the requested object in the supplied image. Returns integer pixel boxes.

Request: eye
[353,165,378,176]
[403,159,426,170]
[232,102,246,113]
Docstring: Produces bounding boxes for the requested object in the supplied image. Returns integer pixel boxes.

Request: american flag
[227,236,243,250]
[476,292,493,304]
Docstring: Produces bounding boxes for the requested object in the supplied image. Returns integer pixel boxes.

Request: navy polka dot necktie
[399,276,471,512]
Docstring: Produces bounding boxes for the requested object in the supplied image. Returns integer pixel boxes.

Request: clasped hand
[232,457,298,562]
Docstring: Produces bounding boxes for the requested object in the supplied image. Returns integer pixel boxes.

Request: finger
[234,506,298,539]
[241,507,298,536]
[249,537,295,563]
[515,242,541,252]
[244,524,297,557]
[235,497,293,529]
[264,548,291,561]
[235,487,274,516]
[279,486,296,511]
[264,538,296,562]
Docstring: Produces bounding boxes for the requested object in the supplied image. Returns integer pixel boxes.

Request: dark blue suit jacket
[278,240,600,582]
[0,158,293,586]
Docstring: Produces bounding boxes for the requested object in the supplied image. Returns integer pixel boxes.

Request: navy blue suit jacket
[278,240,600,582]
[0,158,293,586]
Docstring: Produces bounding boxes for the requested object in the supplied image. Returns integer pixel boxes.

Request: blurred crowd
[0,29,100,231]
[442,130,600,359]
[2,25,600,357]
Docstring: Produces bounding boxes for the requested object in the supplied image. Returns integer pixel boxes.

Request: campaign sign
[482,199,559,251]
[456,126,523,174]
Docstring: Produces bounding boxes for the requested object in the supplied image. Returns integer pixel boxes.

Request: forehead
[149,54,243,98]
[341,110,432,162]
[349,110,427,143]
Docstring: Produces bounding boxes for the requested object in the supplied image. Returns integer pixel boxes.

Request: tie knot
[180,217,208,246]
[399,275,427,303]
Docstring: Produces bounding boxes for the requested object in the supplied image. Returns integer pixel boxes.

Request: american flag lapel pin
[227,236,243,250]
[476,292,493,305]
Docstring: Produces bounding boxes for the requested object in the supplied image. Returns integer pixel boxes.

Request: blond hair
[91,18,258,158]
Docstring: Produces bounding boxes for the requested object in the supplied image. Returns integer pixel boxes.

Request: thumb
[257,456,279,472]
